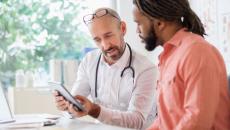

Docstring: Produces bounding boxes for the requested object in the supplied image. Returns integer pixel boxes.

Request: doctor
[54,7,158,129]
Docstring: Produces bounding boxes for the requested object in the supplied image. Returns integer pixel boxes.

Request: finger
[75,95,91,109]
[68,104,75,113]
[68,104,85,117]
[75,95,85,100]
[57,104,68,111]
[55,96,65,102]
[52,90,59,96]
[75,95,87,103]
[56,100,66,107]
[68,103,77,115]
[56,101,68,111]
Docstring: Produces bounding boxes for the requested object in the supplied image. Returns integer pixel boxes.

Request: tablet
[48,82,85,111]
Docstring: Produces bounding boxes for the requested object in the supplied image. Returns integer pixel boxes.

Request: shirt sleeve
[175,43,224,130]
[71,56,91,97]
[97,67,158,129]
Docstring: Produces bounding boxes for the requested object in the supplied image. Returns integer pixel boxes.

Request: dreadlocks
[133,0,206,37]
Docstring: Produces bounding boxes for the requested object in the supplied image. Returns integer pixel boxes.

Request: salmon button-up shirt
[148,28,230,130]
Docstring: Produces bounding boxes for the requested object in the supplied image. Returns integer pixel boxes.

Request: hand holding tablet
[49,82,85,112]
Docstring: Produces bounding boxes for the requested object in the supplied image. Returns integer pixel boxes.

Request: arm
[175,44,222,130]
[97,67,158,129]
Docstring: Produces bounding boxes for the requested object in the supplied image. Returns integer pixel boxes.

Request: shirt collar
[158,28,190,65]
[164,27,188,47]
[101,44,130,69]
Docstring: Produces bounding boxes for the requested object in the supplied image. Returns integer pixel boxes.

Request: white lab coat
[71,45,158,130]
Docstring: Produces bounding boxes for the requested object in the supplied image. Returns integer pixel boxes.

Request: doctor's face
[88,15,126,63]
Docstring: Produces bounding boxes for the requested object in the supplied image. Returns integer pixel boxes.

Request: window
[0,0,114,88]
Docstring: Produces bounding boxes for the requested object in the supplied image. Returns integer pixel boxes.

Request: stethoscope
[95,43,135,98]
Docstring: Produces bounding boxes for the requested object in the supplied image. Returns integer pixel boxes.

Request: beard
[140,27,158,51]
[102,45,124,61]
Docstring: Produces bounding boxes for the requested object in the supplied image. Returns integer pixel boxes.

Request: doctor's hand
[66,95,101,118]
[53,90,68,111]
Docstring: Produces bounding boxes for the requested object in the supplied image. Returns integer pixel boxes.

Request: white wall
[189,0,230,74]
[116,0,162,65]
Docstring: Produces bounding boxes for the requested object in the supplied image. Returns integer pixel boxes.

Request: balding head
[83,7,121,27]
[93,7,121,21]
[83,7,127,64]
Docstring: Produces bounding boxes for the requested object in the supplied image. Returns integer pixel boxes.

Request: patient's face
[132,6,159,51]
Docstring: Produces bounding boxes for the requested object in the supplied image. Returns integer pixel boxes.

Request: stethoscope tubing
[95,43,135,98]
